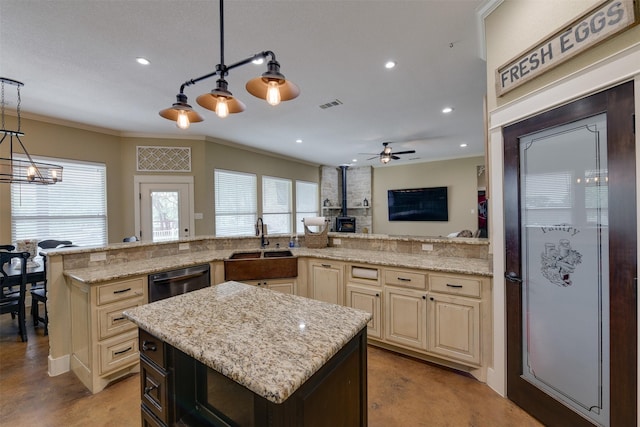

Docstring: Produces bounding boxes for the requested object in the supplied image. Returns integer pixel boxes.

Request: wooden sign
[496,0,638,97]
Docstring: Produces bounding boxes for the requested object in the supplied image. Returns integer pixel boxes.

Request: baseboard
[48,353,70,376]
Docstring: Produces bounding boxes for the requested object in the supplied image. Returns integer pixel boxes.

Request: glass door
[139,182,191,242]
[503,81,636,426]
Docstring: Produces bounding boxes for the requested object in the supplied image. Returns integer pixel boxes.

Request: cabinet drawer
[98,330,139,375]
[98,297,143,340]
[141,357,170,425]
[139,329,166,370]
[384,269,426,289]
[429,274,481,298]
[142,402,166,427]
[97,277,145,306]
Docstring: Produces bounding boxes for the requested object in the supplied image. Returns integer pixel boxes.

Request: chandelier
[159,0,300,129]
[0,77,63,184]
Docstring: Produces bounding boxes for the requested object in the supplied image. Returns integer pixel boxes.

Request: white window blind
[11,156,107,246]
[215,169,257,236]
[296,180,319,234]
[262,176,292,235]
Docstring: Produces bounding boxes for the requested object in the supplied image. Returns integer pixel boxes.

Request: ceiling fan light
[380,155,391,164]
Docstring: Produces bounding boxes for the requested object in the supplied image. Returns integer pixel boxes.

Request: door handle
[504,272,523,283]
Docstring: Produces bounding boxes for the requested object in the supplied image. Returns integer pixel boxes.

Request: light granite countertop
[123,281,372,404]
[64,246,491,284]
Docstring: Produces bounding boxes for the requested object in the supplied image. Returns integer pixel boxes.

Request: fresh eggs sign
[496,0,638,97]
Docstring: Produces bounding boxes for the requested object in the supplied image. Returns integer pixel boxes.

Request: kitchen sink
[229,251,262,259]
[225,250,297,281]
[263,250,293,258]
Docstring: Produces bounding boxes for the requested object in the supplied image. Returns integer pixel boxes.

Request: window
[295,180,319,234]
[215,169,257,236]
[11,156,107,246]
[262,176,292,235]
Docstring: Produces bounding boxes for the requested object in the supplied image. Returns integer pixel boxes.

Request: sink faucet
[256,217,269,249]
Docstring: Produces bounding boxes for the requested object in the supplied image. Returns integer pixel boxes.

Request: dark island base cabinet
[138,328,368,427]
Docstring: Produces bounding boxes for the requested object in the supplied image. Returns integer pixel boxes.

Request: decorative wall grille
[136,146,191,172]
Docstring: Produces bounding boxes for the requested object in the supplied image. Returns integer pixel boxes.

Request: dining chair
[30,252,48,335]
[0,245,15,252]
[0,251,30,342]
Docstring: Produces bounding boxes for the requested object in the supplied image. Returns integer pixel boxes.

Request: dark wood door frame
[503,80,637,427]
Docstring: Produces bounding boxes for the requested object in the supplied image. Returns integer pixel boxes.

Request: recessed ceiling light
[442,107,453,113]
[385,61,396,69]
[352,159,358,162]
[460,143,468,148]
[136,57,150,65]
[295,139,302,144]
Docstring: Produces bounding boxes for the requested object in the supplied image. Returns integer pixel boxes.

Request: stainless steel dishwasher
[148,264,210,302]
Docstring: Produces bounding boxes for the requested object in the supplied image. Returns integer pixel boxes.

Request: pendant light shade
[159,93,204,129]
[245,59,300,104]
[158,0,299,127]
[196,78,246,117]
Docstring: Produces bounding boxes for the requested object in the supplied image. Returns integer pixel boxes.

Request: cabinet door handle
[142,341,157,352]
[114,346,133,356]
[144,384,159,395]
[397,277,411,282]
[113,287,132,294]
[422,295,426,299]
[321,264,332,268]
[446,283,463,288]
[375,293,380,297]
[430,297,434,301]
[113,316,125,322]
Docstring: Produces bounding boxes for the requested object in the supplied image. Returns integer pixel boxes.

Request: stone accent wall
[320,165,372,233]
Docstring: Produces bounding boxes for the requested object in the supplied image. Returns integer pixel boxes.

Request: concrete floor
[0,316,541,426]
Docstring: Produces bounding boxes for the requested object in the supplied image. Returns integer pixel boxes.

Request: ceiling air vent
[319,99,343,109]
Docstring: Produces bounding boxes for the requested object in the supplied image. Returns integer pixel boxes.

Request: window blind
[262,176,292,235]
[295,180,319,234]
[11,156,107,246]
[215,169,257,236]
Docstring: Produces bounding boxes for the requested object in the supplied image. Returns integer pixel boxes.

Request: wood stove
[336,165,356,232]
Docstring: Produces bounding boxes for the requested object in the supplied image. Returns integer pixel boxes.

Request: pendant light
[159,0,299,128]
[0,77,63,184]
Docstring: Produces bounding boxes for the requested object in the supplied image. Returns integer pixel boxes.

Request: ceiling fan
[364,142,416,164]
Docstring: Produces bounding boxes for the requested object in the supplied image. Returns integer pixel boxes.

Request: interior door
[140,182,191,242]
[503,81,636,426]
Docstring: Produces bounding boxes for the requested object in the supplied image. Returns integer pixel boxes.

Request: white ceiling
[0,0,488,168]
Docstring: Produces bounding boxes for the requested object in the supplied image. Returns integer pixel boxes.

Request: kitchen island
[123,281,372,427]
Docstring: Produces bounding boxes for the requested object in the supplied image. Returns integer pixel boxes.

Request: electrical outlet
[178,243,190,251]
[421,244,433,251]
[89,252,107,262]
[333,238,342,245]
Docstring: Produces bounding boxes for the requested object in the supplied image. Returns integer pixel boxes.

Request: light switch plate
[421,244,433,251]
[178,243,190,251]
[333,238,342,245]
[194,212,203,220]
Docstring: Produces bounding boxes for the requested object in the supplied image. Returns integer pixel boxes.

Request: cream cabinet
[243,278,297,294]
[384,283,428,351]
[69,275,146,393]
[427,273,485,366]
[346,264,382,339]
[308,260,345,305]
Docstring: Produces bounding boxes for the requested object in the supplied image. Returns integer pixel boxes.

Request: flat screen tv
[388,187,448,221]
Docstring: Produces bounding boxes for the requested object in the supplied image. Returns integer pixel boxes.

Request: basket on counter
[303,217,330,248]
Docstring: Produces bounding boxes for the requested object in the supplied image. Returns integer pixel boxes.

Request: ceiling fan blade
[392,150,416,155]
[391,155,401,160]
[366,155,379,160]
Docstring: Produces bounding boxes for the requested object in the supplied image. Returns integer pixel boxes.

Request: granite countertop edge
[65,247,492,284]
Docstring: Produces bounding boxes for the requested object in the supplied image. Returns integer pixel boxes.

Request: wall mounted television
[388,186,448,221]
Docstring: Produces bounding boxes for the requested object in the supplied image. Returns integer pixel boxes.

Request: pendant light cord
[219,0,224,70]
